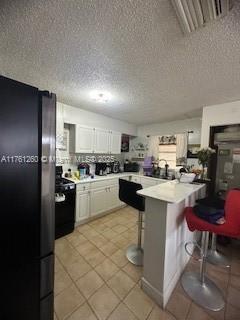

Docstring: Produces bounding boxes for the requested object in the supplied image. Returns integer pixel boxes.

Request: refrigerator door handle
[40,93,56,257]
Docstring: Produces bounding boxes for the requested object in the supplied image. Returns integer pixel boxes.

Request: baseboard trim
[141,254,191,308]
[141,277,164,308]
[75,204,126,227]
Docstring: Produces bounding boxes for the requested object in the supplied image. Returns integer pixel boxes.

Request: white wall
[61,102,137,136]
[201,101,240,147]
[137,118,202,145]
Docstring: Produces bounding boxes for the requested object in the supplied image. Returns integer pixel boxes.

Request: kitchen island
[137,180,205,308]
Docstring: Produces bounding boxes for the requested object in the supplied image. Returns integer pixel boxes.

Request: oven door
[55,188,76,239]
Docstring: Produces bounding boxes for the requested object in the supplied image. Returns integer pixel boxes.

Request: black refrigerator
[0,76,56,320]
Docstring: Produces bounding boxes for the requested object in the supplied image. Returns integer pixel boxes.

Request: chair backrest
[225,189,240,228]
[119,178,145,211]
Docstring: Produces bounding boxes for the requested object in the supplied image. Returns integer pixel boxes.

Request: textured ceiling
[0,0,240,125]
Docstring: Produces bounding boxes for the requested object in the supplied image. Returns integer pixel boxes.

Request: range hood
[171,0,233,34]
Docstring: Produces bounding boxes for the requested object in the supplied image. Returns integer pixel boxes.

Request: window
[159,144,177,168]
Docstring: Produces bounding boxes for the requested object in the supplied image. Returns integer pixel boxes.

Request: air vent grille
[171,0,233,34]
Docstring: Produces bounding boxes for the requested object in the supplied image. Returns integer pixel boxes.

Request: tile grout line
[54,208,145,319]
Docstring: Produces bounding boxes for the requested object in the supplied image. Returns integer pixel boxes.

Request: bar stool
[119,178,145,266]
[182,189,240,311]
[207,233,230,267]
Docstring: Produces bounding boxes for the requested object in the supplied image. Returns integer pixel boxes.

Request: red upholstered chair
[181,190,240,312]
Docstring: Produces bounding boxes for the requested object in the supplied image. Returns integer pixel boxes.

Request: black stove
[55,166,75,192]
[55,166,76,239]
[56,177,75,192]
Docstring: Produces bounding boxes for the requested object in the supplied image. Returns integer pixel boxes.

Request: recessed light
[90,90,112,103]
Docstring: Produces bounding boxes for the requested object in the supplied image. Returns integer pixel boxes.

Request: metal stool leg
[126,211,144,266]
[207,234,230,268]
[181,231,225,311]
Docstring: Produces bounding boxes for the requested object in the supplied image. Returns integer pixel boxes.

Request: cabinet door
[56,103,64,149]
[90,188,108,217]
[140,177,156,189]
[94,128,110,154]
[109,131,121,154]
[76,191,90,222]
[75,125,95,153]
[107,185,121,210]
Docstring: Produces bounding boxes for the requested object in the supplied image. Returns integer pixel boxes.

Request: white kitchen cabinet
[109,131,121,154]
[94,128,110,154]
[76,190,90,222]
[90,178,123,217]
[140,177,157,189]
[71,124,121,154]
[90,187,108,217]
[108,184,121,210]
[75,125,95,153]
[56,103,65,149]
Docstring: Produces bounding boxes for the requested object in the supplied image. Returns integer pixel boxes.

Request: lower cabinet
[140,177,160,189]
[90,184,122,217]
[75,175,165,224]
[76,190,90,222]
[108,184,122,210]
[75,178,124,224]
[90,188,108,217]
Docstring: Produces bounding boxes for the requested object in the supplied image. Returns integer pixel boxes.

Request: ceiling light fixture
[171,0,233,34]
[90,91,112,103]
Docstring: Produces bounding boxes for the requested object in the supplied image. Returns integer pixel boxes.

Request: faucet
[159,159,169,178]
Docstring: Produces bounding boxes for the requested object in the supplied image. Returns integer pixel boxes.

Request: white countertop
[137,180,205,203]
[66,172,204,204]
[66,172,136,184]
[66,172,169,184]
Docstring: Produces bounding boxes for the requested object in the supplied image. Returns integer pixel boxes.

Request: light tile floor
[54,206,240,320]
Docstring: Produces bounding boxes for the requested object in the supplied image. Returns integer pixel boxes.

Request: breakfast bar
[137,180,206,308]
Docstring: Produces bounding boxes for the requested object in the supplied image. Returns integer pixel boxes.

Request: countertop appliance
[95,162,107,175]
[142,157,153,176]
[112,161,121,173]
[0,76,56,320]
[124,162,140,172]
[55,166,76,239]
[78,163,90,177]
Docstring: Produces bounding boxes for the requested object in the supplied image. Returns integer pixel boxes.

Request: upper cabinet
[71,125,122,154]
[75,125,95,153]
[57,104,122,154]
[94,129,121,154]
[94,128,110,154]
[109,131,122,154]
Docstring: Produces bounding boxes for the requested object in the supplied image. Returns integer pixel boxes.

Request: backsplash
[56,149,124,174]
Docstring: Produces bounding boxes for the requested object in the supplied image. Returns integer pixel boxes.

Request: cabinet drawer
[76,183,90,192]
[91,178,118,190]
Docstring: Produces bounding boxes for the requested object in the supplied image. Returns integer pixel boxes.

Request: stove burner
[55,177,75,192]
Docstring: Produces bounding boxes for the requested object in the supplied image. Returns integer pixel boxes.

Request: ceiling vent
[171,0,233,34]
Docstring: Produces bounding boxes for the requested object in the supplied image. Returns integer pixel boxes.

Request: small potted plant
[197,147,216,179]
